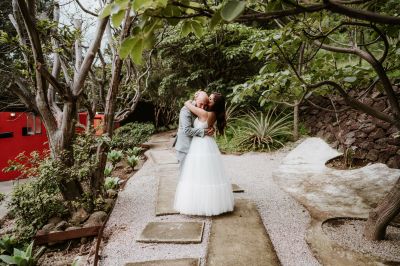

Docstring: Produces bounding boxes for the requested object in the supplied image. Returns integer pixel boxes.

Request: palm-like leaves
[232,109,292,151]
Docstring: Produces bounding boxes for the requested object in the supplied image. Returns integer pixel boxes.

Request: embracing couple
[173,91,234,216]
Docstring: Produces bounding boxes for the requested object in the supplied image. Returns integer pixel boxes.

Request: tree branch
[73,16,109,96]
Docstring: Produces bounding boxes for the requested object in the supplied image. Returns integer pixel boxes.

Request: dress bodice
[194,118,208,129]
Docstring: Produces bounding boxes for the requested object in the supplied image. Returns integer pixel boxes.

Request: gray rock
[70,208,89,225]
[42,223,55,233]
[36,229,47,236]
[65,226,82,231]
[48,217,63,225]
[83,211,107,227]
[362,124,376,134]
[369,128,385,140]
[107,189,118,198]
[104,198,115,213]
[387,156,400,169]
[55,220,68,231]
[366,149,379,161]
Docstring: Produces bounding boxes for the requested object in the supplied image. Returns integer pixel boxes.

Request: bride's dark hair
[209,92,226,135]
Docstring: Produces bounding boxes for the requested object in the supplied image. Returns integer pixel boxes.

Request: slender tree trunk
[91,9,132,197]
[364,177,400,240]
[293,101,299,141]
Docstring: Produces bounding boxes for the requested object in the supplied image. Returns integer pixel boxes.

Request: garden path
[98,132,319,266]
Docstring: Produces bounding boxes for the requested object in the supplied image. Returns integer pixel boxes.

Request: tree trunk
[91,9,132,197]
[47,101,84,201]
[293,101,299,141]
[364,177,400,240]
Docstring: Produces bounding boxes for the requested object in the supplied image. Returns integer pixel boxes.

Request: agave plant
[127,155,140,170]
[0,241,45,266]
[232,109,292,151]
[107,150,124,167]
[126,147,142,157]
[104,176,121,190]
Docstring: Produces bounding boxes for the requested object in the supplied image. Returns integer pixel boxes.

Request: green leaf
[158,0,168,8]
[99,4,112,18]
[130,38,144,65]
[209,10,222,30]
[25,242,33,258]
[133,0,151,11]
[143,33,155,49]
[111,10,126,28]
[191,21,203,38]
[119,37,136,58]
[343,76,357,83]
[0,255,17,264]
[181,21,193,37]
[221,0,246,22]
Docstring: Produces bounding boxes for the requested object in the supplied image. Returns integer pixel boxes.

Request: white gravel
[99,139,320,266]
[322,219,400,262]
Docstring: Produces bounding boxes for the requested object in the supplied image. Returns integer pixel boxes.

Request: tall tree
[7,0,110,200]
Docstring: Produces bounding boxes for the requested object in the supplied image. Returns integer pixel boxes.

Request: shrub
[107,150,123,167]
[8,158,68,242]
[126,147,142,157]
[111,122,155,150]
[104,177,120,190]
[127,155,140,170]
[232,109,292,151]
[0,193,4,203]
[0,241,45,266]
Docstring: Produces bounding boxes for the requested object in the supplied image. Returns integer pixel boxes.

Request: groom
[173,91,214,167]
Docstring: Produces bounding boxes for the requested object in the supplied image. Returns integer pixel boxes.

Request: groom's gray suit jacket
[173,106,205,156]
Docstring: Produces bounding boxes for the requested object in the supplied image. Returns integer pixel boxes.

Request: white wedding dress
[174,118,234,216]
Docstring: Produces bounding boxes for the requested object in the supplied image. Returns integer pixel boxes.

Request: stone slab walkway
[206,199,280,266]
[137,222,204,244]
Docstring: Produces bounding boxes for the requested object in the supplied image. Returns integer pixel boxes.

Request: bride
[174,92,234,216]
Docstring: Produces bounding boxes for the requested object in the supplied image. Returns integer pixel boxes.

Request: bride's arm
[184,100,208,120]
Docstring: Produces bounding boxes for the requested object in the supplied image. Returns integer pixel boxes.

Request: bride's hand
[185,100,194,106]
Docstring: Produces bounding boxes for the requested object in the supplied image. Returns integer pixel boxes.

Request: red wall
[0,112,48,181]
[0,112,113,181]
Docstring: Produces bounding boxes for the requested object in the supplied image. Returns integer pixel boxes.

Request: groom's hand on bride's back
[206,127,215,136]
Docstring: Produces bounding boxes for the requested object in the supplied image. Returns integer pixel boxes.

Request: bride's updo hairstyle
[209,92,226,135]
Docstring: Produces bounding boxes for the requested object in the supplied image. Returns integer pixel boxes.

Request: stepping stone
[232,184,244,193]
[149,150,178,164]
[137,222,204,244]
[125,258,200,266]
[156,175,179,216]
[206,199,280,266]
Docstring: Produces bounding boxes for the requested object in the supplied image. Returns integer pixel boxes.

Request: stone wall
[301,91,400,169]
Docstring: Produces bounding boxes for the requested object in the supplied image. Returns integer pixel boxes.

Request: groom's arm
[180,107,205,137]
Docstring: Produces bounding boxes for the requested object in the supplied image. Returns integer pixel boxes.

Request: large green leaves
[221,0,246,22]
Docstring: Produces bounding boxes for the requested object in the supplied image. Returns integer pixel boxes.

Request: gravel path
[99,137,320,266]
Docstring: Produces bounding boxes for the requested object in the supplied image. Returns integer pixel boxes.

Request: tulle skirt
[174,136,234,216]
